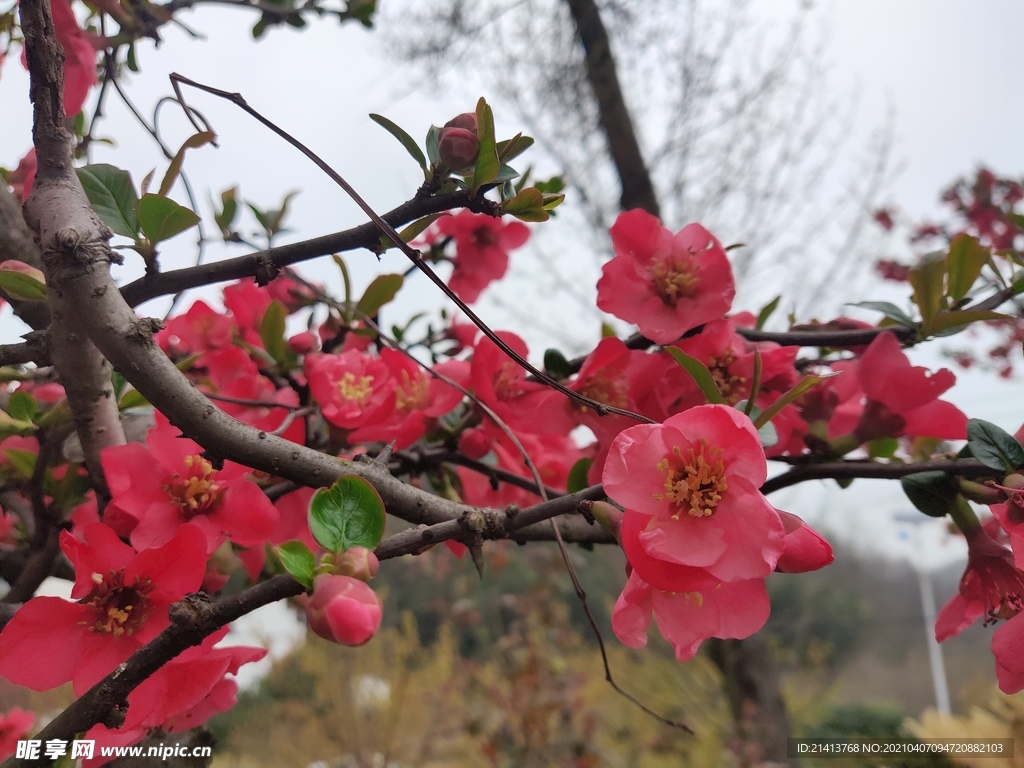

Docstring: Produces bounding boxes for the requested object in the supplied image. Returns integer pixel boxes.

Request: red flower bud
[287,331,319,356]
[438,112,479,171]
[305,574,383,646]
[335,546,380,582]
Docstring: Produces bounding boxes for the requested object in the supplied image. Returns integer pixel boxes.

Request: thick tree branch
[564,0,660,217]
[19,0,126,493]
[119,191,478,307]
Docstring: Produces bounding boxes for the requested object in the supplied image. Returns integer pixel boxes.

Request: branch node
[254,254,280,286]
[168,592,214,628]
[128,317,165,342]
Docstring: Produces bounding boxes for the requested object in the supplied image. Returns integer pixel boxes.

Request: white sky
[1,0,1022,565]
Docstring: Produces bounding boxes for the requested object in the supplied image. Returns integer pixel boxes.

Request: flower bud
[438,113,479,172]
[334,546,380,582]
[287,331,319,356]
[305,574,383,646]
[458,427,491,460]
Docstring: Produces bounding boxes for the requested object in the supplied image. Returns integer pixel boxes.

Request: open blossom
[612,570,770,662]
[432,211,530,303]
[156,299,234,358]
[935,526,1024,642]
[854,332,967,441]
[0,523,207,694]
[596,209,735,344]
[604,404,785,583]
[306,350,394,431]
[101,412,278,553]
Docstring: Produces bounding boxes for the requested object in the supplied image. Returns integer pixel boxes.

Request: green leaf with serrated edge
[472,98,499,188]
[967,419,1024,472]
[0,270,46,301]
[867,437,899,459]
[369,113,427,170]
[259,300,288,364]
[275,540,316,589]
[926,309,1011,335]
[850,301,916,326]
[901,472,960,517]
[308,475,386,553]
[137,194,200,244]
[752,374,831,430]
[543,349,572,380]
[756,296,781,329]
[665,348,726,405]
[356,274,404,317]
[76,164,139,238]
[379,213,449,251]
[946,234,990,302]
[425,125,441,165]
[159,131,216,197]
[6,392,38,423]
[566,458,593,494]
[496,133,534,163]
[909,250,948,330]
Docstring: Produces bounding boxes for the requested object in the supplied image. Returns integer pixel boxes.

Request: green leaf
[496,133,534,163]
[259,300,289,364]
[926,309,1011,335]
[753,373,831,430]
[159,131,216,197]
[119,389,149,409]
[308,475,386,553]
[0,269,46,302]
[0,409,35,439]
[472,97,499,188]
[275,540,316,589]
[755,295,781,329]
[601,323,617,338]
[6,392,38,423]
[543,348,572,380]
[946,234,990,302]
[867,437,899,459]
[541,193,565,211]
[909,250,948,330]
[356,273,404,317]
[137,194,200,244]
[566,458,593,494]
[425,125,441,165]
[2,447,36,478]
[502,187,548,221]
[850,301,916,326]
[664,348,726,405]
[215,187,240,237]
[966,419,1024,472]
[76,164,139,238]
[369,113,427,170]
[757,419,778,449]
[900,471,960,517]
[494,164,520,183]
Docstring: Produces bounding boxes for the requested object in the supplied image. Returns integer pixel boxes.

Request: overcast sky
[2,0,1022,564]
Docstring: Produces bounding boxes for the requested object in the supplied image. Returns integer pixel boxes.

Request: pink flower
[7,149,36,203]
[438,112,479,171]
[468,331,558,434]
[854,332,967,441]
[305,350,394,431]
[596,209,735,344]
[993,612,1024,693]
[0,523,207,694]
[604,404,785,582]
[775,511,833,573]
[156,300,234,358]
[0,708,35,761]
[612,570,770,662]
[223,280,273,348]
[305,574,383,646]
[935,526,1024,642]
[433,211,530,303]
[101,412,278,553]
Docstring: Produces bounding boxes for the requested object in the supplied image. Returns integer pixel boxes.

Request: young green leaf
[566,458,594,494]
[274,540,317,590]
[664,348,726,405]
[0,268,46,302]
[543,348,572,380]
[369,113,427,170]
[966,419,1024,472]
[158,131,216,197]
[849,301,916,326]
[308,475,387,553]
[755,295,781,329]
[752,373,831,430]
[76,164,139,238]
[926,309,1011,335]
[356,274,404,317]
[259,300,289,365]
[496,133,534,162]
[909,250,948,331]
[425,125,441,165]
[945,234,990,302]
[137,195,200,244]
[472,97,499,188]
[900,471,960,517]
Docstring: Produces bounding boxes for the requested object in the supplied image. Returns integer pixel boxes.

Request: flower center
[654,441,728,518]
[395,370,431,412]
[967,554,1024,624]
[164,454,222,518]
[576,371,628,411]
[83,570,155,637]
[708,350,746,403]
[493,362,524,401]
[650,258,699,305]
[471,227,499,247]
[338,371,374,406]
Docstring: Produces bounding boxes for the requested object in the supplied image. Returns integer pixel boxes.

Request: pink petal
[0,598,90,690]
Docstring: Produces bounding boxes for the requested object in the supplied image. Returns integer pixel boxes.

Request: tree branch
[761,457,997,495]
